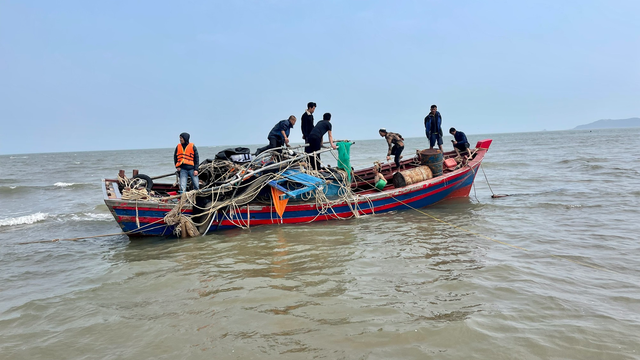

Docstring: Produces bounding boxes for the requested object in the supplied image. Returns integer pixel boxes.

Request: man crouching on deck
[379,128,404,169]
[174,132,200,193]
[449,127,471,157]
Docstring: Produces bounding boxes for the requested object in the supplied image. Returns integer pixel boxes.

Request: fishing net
[336,141,352,183]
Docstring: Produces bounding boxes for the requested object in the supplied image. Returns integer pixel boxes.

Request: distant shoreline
[574,117,640,130]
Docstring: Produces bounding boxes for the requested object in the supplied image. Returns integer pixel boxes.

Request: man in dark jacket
[301,102,316,143]
[449,127,471,156]
[256,115,297,155]
[174,132,200,193]
[306,112,337,152]
[305,112,336,169]
[424,104,444,153]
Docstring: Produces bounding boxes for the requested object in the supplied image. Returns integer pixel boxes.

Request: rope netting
[119,144,370,237]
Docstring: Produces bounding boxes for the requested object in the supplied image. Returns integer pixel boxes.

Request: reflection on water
[271,229,291,279]
[65,207,486,357]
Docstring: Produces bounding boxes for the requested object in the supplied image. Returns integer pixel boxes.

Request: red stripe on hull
[117,216,166,224]
[104,142,491,236]
[447,184,473,198]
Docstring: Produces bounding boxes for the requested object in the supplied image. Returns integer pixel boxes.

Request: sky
[1,0,639,154]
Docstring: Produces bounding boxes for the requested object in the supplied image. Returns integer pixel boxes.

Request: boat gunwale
[102,146,487,211]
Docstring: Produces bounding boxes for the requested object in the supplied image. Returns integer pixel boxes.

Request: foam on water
[53,182,75,187]
[0,212,49,227]
[0,212,112,228]
[65,213,112,222]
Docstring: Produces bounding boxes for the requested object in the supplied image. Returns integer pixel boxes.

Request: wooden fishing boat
[102,140,492,237]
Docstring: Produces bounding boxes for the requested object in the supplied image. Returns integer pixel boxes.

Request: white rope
[119,146,366,236]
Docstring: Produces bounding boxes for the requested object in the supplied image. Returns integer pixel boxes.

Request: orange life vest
[175,143,195,167]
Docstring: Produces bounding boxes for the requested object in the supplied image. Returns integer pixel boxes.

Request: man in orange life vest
[174,132,200,193]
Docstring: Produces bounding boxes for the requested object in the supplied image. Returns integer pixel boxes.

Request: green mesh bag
[336,141,352,183]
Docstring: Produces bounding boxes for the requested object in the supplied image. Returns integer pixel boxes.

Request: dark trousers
[256,136,283,155]
[305,135,322,169]
[391,144,404,168]
[302,132,311,153]
[454,142,470,154]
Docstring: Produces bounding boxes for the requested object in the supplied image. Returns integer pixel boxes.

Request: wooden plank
[101,179,110,199]
[281,169,324,186]
[282,185,318,199]
[268,181,290,194]
[268,179,318,200]
[112,180,122,199]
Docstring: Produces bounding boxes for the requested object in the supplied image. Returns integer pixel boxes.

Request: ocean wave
[535,202,602,210]
[0,213,49,227]
[51,182,95,190]
[479,161,529,169]
[63,213,112,222]
[0,212,113,228]
[9,156,29,159]
[0,185,26,195]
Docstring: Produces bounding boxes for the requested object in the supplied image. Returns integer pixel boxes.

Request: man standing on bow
[174,132,200,193]
[424,104,444,153]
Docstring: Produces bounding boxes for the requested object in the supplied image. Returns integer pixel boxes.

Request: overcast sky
[1,0,639,154]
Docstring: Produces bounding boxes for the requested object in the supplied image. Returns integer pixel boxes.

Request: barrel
[417,149,443,177]
[393,166,433,188]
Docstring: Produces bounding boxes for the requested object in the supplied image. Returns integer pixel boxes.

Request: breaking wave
[0,212,112,228]
[63,213,112,222]
[0,213,49,227]
[51,182,93,190]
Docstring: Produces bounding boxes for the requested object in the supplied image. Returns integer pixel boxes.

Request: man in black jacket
[301,102,316,143]
[449,127,471,156]
[424,104,444,153]
[256,115,297,155]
